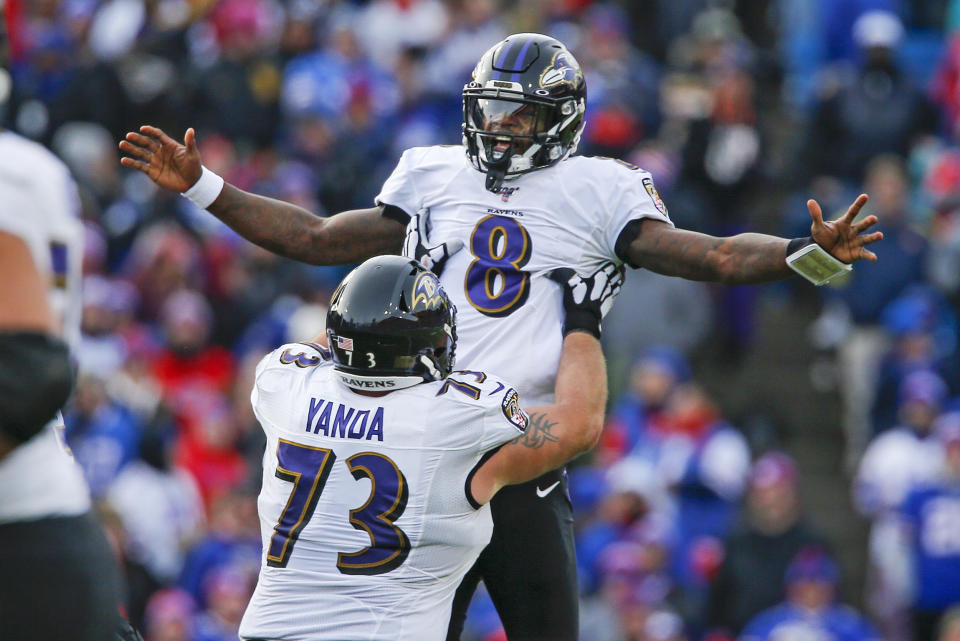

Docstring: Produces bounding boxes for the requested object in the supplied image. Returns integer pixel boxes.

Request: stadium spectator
[932,32,960,139]
[739,548,881,641]
[704,452,832,637]
[124,225,205,321]
[580,527,682,641]
[63,373,141,497]
[178,486,260,608]
[420,0,505,99]
[577,4,662,157]
[142,588,197,641]
[354,0,448,70]
[900,413,960,641]
[871,287,960,435]
[825,154,929,465]
[807,10,938,182]
[600,347,692,462]
[601,275,712,399]
[107,426,206,584]
[152,288,235,418]
[576,456,674,595]
[192,565,255,641]
[99,503,163,632]
[652,384,750,599]
[76,274,134,379]
[187,0,283,146]
[855,369,950,641]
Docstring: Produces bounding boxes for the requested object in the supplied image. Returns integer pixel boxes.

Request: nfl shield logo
[497,186,519,202]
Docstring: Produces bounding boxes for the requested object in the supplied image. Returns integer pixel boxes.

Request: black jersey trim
[614,218,643,268]
[379,203,412,225]
[465,445,504,510]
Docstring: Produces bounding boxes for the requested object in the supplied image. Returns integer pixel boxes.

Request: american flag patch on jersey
[336,335,354,350]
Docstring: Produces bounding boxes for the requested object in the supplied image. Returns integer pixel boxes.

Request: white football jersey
[0,131,87,522]
[377,146,671,405]
[239,343,527,641]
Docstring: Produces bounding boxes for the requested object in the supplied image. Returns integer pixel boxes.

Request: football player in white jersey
[0,63,123,640]
[120,32,882,640]
[239,254,609,641]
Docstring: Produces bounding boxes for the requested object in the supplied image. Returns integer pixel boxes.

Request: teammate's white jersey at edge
[0,131,87,522]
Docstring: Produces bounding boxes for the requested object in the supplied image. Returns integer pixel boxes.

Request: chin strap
[484,162,508,192]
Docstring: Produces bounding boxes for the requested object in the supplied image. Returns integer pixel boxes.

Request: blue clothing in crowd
[901,482,960,611]
[741,602,882,641]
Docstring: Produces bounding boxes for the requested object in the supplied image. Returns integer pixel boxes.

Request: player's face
[475,99,538,154]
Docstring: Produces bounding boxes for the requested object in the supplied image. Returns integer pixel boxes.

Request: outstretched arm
[119,126,405,265]
[212,186,404,264]
[628,194,883,284]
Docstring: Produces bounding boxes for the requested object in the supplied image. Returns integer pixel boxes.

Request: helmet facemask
[463,89,585,192]
[462,34,587,192]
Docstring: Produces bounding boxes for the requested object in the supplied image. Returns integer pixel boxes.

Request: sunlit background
[5,0,960,639]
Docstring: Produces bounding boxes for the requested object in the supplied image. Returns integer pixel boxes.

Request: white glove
[403,208,464,276]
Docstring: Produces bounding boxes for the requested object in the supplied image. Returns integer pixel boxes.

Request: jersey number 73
[266,439,410,575]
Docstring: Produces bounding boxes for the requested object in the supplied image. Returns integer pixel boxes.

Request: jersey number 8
[464,215,532,317]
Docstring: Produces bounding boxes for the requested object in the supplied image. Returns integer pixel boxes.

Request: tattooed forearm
[511,412,560,449]
[209,185,404,265]
[718,233,796,283]
[630,222,793,284]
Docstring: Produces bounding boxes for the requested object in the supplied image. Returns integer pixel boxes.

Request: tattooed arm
[119,126,405,265]
[629,195,882,284]
[211,186,403,265]
[470,332,607,505]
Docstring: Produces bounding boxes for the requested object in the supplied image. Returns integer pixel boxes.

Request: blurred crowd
[7,0,960,639]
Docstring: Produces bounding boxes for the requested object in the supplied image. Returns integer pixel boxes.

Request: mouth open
[492,137,511,154]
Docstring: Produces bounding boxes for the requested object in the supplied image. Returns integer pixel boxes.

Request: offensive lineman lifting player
[239,254,611,640]
[120,33,882,641]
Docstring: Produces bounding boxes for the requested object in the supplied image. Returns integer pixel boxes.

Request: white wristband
[786,243,852,286]
[181,166,224,210]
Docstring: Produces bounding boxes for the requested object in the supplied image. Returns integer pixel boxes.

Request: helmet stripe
[492,40,514,80]
[509,39,535,82]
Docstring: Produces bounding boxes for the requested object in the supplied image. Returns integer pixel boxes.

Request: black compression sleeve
[614,219,643,268]
[787,236,814,255]
[0,332,73,443]
[379,203,413,226]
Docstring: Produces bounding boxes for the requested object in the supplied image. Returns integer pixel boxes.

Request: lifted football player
[120,33,882,641]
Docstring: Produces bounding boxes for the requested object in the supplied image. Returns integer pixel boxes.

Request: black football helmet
[326,255,456,391]
[463,33,587,192]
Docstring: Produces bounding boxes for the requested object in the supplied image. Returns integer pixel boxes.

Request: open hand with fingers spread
[808,193,883,264]
[118,126,203,193]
